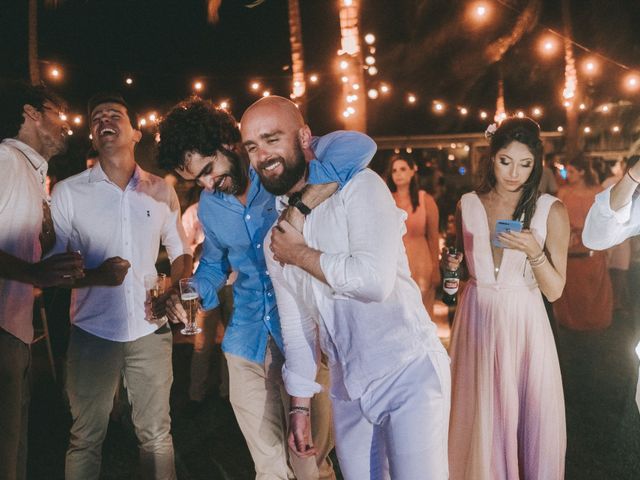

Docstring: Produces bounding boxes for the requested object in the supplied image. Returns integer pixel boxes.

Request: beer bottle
[442,246,459,306]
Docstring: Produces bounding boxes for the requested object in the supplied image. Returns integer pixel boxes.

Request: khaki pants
[65,326,176,480]
[0,328,30,480]
[226,338,335,480]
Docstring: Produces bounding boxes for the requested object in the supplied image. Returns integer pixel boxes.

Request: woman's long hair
[476,117,544,229]
[567,154,599,187]
[386,156,420,212]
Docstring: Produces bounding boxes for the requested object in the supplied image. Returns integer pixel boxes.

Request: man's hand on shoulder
[280,206,305,234]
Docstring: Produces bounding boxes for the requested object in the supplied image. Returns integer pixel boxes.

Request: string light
[368,89,379,99]
[148,113,157,122]
[49,67,61,79]
[624,74,640,92]
[584,126,591,133]
[125,77,133,85]
[59,113,67,122]
[262,90,271,97]
[601,105,610,113]
[516,110,525,118]
[612,125,621,133]
[193,81,203,92]
[67,129,73,136]
[407,94,417,104]
[352,83,360,90]
[341,75,349,83]
[364,33,376,45]
[480,111,488,119]
[219,101,229,110]
[582,58,599,75]
[309,74,318,83]
[557,126,564,132]
[460,107,468,116]
[251,82,260,91]
[532,107,542,117]
[433,101,445,113]
[539,36,559,56]
[380,84,390,94]
[73,116,82,125]
[340,60,349,70]
[368,66,378,75]
[365,56,376,66]
[579,103,587,110]
[139,118,147,127]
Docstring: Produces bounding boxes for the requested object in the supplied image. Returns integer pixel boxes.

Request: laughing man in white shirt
[240,96,451,480]
[49,93,192,480]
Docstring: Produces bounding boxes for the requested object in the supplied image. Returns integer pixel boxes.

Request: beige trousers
[225,338,335,480]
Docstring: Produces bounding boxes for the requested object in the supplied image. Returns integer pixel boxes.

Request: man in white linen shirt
[241,96,451,480]
[0,81,84,480]
[49,92,192,480]
[583,154,640,411]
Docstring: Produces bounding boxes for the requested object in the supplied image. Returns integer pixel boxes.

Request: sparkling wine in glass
[179,278,202,336]
[144,273,166,322]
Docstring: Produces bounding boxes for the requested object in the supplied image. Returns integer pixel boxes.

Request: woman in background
[386,155,440,317]
[554,155,613,330]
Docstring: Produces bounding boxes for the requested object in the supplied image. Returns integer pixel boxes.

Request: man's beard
[217,147,249,196]
[258,140,307,196]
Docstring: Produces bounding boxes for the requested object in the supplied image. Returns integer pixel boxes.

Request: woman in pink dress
[386,156,440,317]
[554,155,613,330]
[444,117,569,480]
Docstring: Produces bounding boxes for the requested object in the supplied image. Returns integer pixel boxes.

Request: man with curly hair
[0,81,84,480]
[157,97,375,480]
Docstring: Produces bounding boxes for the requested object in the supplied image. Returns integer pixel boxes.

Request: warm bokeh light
[352,83,360,90]
[193,81,203,92]
[516,110,525,118]
[340,60,349,70]
[67,129,73,136]
[532,107,542,117]
[468,2,490,23]
[380,84,390,94]
[343,0,353,6]
[367,89,379,99]
[433,101,445,113]
[460,107,468,116]
[364,33,376,45]
[368,66,378,76]
[125,77,133,85]
[407,94,417,104]
[59,113,68,122]
[450,143,457,149]
[480,111,488,120]
[347,106,355,115]
[262,90,271,97]
[139,118,147,127]
[612,125,621,133]
[251,82,260,91]
[341,75,349,83]
[602,105,610,113]
[579,103,587,110]
[365,56,376,66]
[448,154,456,161]
[148,113,157,122]
[624,74,640,92]
[49,67,62,80]
[584,126,591,133]
[539,36,559,56]
[73,116,82,125]
[219,101,229,110]
[582,58,599,76]
[557,126,564,132]
[309,74,318,83]
[563,100,572,108]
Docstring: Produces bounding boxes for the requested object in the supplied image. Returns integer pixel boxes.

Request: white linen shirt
[49,162,190,342]
[265,169,446,401]
[582,186,640,250]
[0,139,48,344]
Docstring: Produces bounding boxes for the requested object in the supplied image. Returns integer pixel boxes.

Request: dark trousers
[0,328,30,480]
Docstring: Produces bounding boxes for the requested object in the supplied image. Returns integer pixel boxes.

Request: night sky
[2,0,640,164]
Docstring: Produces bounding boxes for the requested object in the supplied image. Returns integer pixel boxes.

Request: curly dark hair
[157,98,241,171]
[0,80,66,140]
[476,116,544,229]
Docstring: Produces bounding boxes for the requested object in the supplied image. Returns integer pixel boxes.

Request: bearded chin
[260,145,307,196]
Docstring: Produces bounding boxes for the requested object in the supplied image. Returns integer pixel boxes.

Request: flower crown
[484,123,498,139]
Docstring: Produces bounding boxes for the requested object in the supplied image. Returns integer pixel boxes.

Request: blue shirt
[194,131,377,364]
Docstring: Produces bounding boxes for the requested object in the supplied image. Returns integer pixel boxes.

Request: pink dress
[393,190,437,316]
[449,192,566,480]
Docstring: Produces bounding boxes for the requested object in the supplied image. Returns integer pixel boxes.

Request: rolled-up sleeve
[583,186,640,250]
[307,131,376,189]
[264,229,322,397]
[161,187,191,263]
[319,173,405,303]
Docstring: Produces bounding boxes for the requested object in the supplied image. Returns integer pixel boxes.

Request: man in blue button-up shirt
[157,98,375,480]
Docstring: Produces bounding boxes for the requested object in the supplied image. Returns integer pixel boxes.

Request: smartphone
[493,219,523,248]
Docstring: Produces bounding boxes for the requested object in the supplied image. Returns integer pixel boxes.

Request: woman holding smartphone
[444,117,570,480]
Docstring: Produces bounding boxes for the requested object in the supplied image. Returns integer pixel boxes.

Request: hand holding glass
[179,278,202,336]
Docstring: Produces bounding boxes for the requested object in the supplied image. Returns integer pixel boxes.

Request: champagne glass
[144,273,166,322]
[179,278,202,336]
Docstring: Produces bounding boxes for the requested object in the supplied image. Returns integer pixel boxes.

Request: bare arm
[609,163,640,211]
[499,201,569,301]
[0,249,84,288]
[441,202,467,280]
[282,183,339,233]
[270,222,327,284]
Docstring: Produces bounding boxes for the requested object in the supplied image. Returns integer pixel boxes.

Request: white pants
[331,350,450,480]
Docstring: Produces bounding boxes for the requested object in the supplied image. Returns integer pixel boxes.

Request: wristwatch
[287,191,312,216]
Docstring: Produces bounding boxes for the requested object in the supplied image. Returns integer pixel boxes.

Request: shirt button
[265,271,270,276]
[267,292,272,297]
[265,315,271,321]
[245,214,251,220]
[257,243,261,249]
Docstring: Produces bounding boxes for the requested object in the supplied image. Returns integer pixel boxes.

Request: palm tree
[207,0,307,113]
[28,0,39,85]
[338,0,366,132]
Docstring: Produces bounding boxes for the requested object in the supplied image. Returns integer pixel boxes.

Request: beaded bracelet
[289,406,310,416]
[527,251,545,266]
[530,255,548,268]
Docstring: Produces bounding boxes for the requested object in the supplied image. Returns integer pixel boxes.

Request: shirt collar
[88,160,148,187]
[2,138,48,174]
